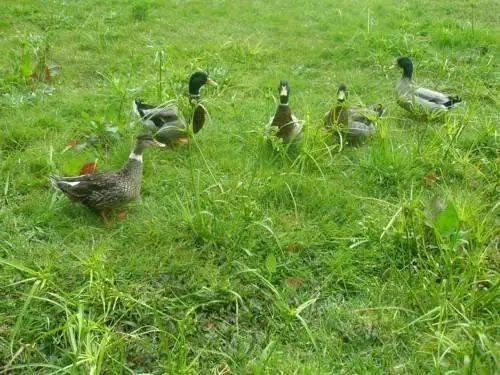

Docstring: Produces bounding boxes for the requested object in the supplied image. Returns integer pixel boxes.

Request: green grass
[0,0,498,373]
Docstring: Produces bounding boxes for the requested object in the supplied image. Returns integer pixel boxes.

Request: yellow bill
[207,77,218,87]
[152,139,166,147]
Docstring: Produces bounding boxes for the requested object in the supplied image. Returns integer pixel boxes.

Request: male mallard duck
[133,71,217,145]
[51,134,165,222]
[268,80,303,144]
[394,56,462,113]
[324,83,384,145]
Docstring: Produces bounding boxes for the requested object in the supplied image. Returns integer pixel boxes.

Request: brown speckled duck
[268,80,304,144]
[133,72,217,145]
[51,135,164,222]
[324,83,384,145]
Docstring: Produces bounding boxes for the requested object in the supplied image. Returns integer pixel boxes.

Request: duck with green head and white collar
[268,80,304,144]
[393,56,462,113]
[324,83,384,145]
[133,71,218,145]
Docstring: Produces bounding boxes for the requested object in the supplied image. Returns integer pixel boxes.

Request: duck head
[278,80,290,105]
[394,56,413,78]
[189,71,218,96]
[337,83,348,102]
[134,134,165,154]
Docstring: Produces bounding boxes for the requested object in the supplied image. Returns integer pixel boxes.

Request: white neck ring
[129,152,143,162]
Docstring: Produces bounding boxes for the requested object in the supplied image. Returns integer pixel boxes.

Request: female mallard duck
[268,80,303,144]
[394,56,462,113]
[324,83,384,145]
[51,134,164,222]
[133,71,217,145]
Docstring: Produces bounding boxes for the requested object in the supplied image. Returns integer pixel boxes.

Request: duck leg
[116,211,128,220]
[100,211,110,225]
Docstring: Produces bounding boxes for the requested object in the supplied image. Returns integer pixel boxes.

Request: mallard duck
[51,134,165,222]
[394,56,462,113]
[324,83,384,145]
[268,80,303,144]
[133,71,217,145]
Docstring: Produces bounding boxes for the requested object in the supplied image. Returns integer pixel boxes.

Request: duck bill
[337,91,346,101]
[152,139,166,148]
[280,86,288,96]
[206,78,218,87]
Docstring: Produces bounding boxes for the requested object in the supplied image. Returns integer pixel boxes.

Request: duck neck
[121,147,144,176]
[189,81,203,98]
[133,100,144,117]
[333,100,347,123]
[128,151,143,163]
[401,65,413,79]
[335,98,346,111]
[190,94,201,103]
[336,97,346,105]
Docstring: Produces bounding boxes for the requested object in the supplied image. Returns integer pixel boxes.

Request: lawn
[0,0,498,373]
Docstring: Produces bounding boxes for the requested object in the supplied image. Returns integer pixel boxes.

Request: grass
[0,0,498,373]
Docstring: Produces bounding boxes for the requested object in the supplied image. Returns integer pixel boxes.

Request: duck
[51,134,165,222]
[133,71,217,145]
[324,83,384,145]
[393,56,462,113]
[268,80,303,144]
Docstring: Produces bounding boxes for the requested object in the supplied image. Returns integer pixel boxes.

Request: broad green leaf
[433,202,460,237]
[265,253,277,274]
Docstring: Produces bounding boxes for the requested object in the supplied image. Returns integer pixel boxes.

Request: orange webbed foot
[116,211,127,220]
[100,211,110,225]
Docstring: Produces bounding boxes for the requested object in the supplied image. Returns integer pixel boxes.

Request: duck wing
[347,105,383,125]
[52,172,119,200]
[142,104,183,126]
[348,121,376,136]
[154,120,187,142]
[52,172,130,210]
[287,114,304,142]
[416,87,454,106]
[153,108,187,141]
[134,100,183,126]
[343,121,376,145]
[407,87,461,112]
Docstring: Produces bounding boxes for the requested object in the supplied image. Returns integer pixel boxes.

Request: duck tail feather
[376,104,386,117]
[444,95,462,108]
[132,99,141,117]
[50,175,61,189]
[450,95,462,105]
